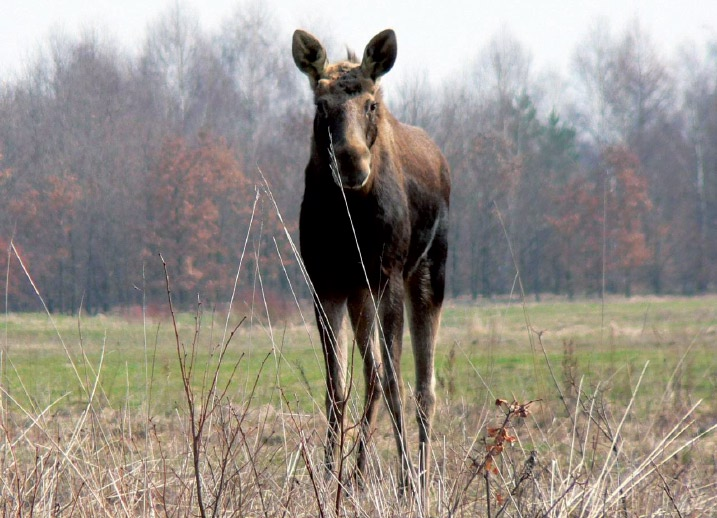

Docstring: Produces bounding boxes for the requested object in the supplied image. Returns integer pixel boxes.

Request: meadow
[1,294,716,516]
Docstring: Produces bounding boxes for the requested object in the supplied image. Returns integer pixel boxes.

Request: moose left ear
[361,29,397,82]
[292,29,328,87]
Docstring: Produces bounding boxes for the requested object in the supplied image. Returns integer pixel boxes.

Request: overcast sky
[2,0,716,83]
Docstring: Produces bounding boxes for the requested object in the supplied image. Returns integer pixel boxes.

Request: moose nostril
[316,99,329,118]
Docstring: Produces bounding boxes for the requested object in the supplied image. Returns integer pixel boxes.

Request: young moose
[292,29,450,503]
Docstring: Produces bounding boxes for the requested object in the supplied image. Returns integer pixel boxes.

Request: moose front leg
[314,296,348,479]
[347,290,382,486]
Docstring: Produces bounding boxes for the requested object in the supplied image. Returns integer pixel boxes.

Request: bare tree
[392,70,439,131]
[142,1,202,128]
[572,19,620,145]
[472,28,533,135]
[679,42,717,291]
[216,1,298,154]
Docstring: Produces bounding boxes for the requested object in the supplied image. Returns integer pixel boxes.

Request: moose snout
[334,145,372,190]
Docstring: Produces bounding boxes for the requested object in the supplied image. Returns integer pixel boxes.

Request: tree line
[1,3,716,313]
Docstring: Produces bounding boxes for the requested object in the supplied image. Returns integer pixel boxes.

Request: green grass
[2,295,716,417]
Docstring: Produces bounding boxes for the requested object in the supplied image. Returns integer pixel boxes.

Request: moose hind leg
[377,276,413,492]
[406,257,445,508]
[315,297,348,479]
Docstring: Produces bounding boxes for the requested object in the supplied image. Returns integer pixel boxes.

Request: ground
[1,295,715,516]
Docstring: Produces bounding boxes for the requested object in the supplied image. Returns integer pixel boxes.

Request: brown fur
[292,29,450,509]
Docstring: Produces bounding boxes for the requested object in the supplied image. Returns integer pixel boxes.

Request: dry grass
[2,290,716,516]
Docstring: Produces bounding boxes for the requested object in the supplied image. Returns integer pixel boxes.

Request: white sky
[1,0,716,83]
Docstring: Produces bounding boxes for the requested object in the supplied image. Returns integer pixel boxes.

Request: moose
[292,28,450,505]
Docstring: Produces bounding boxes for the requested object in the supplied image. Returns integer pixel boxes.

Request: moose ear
[292,30,328,86]
[361,29,397,82]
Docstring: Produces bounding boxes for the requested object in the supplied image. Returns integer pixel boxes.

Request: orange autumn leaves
[548,146,653,293]
[146,134,250,303]
[484,399,536,477]
[2,133,295,312]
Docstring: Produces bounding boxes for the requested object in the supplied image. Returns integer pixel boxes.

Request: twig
[651,460,683,518]
[280,390,326,518]
[160,253,207,518]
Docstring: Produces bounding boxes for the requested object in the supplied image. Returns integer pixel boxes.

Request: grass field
[1,295,716,516]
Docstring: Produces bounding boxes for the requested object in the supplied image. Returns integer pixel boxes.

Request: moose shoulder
[292,28,450,507]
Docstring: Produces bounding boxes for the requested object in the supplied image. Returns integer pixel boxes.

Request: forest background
[2,2,717,314]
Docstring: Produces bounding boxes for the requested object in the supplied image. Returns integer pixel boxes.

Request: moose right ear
[292,30,328,87]
[361,29,397,82]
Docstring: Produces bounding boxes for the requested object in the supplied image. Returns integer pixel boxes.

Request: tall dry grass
[2,186,716,517]
[2,308,715,517]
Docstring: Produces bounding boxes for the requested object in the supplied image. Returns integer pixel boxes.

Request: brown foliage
[548,145,653,295]
[145,133,251,305]
[3,170,83,311]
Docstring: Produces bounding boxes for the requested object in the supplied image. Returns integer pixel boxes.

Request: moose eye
[366,101,378,117]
